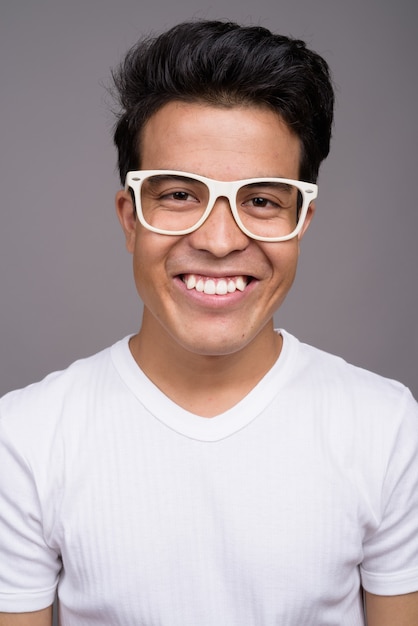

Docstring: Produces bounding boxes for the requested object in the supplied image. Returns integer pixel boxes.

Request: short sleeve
[0,414,60,612]
[360,388,418,595]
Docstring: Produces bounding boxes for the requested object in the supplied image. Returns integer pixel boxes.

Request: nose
[187,196,249,257]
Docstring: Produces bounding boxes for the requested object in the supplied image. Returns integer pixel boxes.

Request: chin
[173,326,261,358]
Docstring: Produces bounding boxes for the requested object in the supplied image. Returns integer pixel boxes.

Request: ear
[298,201,315,241]
[115,189,137,253]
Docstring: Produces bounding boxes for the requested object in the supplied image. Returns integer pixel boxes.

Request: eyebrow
[147,174,201,185]
[244,181,294,192]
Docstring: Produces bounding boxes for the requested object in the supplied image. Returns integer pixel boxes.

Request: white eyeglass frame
[125,170,318,242]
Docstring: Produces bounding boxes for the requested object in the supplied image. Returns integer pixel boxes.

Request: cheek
[265,241,300,280]
[131,237,155,295]
[131,234,172,300]
[268,247,300,309]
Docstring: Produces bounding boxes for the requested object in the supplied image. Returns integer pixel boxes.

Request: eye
[169,191,196,202]
[249,196,277,208]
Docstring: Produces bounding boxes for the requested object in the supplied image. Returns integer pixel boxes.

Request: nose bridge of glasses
[196,180,247,241]
[205,179,243,232]
[207,179,239,213]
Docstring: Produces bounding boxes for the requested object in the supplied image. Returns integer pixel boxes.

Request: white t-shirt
[0,330,417,625]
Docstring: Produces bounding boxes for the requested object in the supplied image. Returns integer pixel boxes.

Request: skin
[365,591,418,626]
[3,101,417,624]
[116,101,314,416]
[0,606,53,625]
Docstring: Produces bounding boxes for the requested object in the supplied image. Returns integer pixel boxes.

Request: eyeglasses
[125,170,318,242]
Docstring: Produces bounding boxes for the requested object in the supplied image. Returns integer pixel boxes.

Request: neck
[129,316,282,417]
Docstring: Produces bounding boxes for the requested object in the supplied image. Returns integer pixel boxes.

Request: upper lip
[176,270,257,279]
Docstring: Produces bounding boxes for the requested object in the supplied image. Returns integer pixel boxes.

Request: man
[0,20,417,626]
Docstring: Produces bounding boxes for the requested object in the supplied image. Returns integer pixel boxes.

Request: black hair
[112,20,334,184]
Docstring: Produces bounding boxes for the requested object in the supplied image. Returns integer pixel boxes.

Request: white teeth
[204,280,216,295]
[236,276,246,292]
[216,279,228,295]
[183,274,248,295]
[185,275,196,290]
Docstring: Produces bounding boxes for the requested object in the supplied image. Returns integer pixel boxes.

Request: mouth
[180,273,252,295]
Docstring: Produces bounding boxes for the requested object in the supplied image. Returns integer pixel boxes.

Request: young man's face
[116,101,314,360]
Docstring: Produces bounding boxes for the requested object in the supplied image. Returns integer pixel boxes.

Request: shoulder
[281,330,418,434]
[0,338,129,438]
[286,330,414,399]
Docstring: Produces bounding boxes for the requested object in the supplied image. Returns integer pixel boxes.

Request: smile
[181,274,249,295]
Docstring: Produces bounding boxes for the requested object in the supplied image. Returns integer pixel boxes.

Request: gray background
[1,0,417,402]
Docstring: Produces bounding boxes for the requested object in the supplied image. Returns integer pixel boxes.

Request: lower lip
[174,276,256,308]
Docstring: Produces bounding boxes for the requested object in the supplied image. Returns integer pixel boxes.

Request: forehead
[139,101,301,180]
